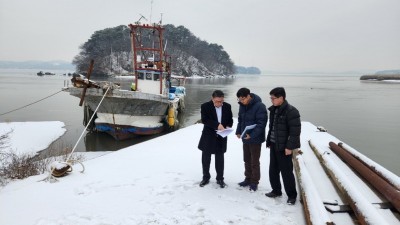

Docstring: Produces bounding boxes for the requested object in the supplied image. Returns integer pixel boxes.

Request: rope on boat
[67,86,110,161]
[0,90,64,116]
[42,86,111,182]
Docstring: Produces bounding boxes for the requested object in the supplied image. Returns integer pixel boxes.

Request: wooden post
[79,59,94,106]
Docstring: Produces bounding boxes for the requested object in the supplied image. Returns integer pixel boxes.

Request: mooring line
[0,90,64,116]
[40,86,111,182]
[66,86,110,162]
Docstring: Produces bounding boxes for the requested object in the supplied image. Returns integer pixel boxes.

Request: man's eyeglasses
[237,96,247,102]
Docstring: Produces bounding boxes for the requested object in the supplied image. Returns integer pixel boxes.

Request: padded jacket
[266,100,301,151]
[235,93,267,144]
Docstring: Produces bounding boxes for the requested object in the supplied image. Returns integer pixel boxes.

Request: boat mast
[128,21,165,94]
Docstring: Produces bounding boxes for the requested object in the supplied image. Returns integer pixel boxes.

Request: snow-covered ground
[0,121,113,160]
[0,120,305,225]
[0,121,66,155]
[1,120,399,225]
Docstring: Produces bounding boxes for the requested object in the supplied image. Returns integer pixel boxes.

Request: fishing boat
[65,21,186,140]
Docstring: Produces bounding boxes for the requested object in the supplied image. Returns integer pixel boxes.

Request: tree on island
[235,66,261,74]
[72,24,235,77]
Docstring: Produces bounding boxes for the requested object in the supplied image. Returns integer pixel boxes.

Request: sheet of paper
[216,127,234,138]
[240,124,257,138]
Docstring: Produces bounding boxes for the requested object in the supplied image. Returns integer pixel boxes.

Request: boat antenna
[159,13,163,25]
[136,14,148,25]
[149,0,154,24]
[164,39,168,52]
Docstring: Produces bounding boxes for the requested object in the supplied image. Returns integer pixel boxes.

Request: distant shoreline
[360,74,400,81]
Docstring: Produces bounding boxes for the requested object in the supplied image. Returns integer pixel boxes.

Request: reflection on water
[83,130,163,151]
[1,70,399,175]
[82,113,186,152]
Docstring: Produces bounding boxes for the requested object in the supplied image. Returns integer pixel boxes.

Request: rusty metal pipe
[329,142,400,213]
[309,140,369,225]
[338,142,400,191]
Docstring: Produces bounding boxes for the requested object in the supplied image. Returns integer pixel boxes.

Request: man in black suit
[198,90,233,188]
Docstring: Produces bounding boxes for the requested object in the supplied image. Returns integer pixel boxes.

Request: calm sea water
[1,69,399,175]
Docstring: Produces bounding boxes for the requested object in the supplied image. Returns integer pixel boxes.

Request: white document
[240,124,257,138]
[216,127,234,138]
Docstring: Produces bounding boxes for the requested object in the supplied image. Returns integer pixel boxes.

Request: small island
[360,70,400,81]
[235,66,261,74]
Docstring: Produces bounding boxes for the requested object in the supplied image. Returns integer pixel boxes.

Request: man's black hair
[270,87,286,100]
[236,87,250,98]
[212,90,224,98]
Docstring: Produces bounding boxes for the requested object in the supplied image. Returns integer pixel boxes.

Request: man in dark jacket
[198,90,233,188]
[265,87,301,205]
[235,88,267,191]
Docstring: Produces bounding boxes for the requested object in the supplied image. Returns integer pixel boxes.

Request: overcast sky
[0,0,399,72]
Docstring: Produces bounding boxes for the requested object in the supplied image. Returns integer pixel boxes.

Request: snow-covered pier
[0,121,399,224]
[299,122,400,225]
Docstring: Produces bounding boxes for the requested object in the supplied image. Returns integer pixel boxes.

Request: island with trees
[72,24,260,77]
[360,70,400,81]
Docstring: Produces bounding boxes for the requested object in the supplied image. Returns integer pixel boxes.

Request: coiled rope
[0,90,64,116]
[42,86,111,182]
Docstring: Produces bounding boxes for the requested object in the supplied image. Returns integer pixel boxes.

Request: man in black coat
[198,90,233,188]
[265,87,301,205]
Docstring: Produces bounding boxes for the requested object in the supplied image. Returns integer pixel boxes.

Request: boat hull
[68,87,170,116]
[67,87,172,140]
[96,122,164,140]
[94,113,166,140]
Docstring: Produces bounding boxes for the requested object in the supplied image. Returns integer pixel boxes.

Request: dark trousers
[269,144,297,198]
[243,143,262,184]
[202,151,224,181]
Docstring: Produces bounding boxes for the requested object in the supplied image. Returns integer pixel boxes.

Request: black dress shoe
[217,180,226,188]
[287,198,296,205]
[265,191,282,198]
[199,179,209,187]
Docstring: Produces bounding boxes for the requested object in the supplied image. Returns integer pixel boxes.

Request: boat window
[146,73,152,80]
[153,74,160,81]
[138,72,144,80]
